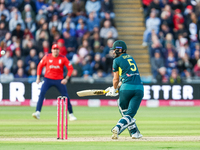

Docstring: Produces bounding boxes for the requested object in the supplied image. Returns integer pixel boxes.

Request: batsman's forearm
[113,78,119,89]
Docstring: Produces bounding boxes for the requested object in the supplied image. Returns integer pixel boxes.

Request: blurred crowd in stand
[0,0,117,83]
[142,0,200,83]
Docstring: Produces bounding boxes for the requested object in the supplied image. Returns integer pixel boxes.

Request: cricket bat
[76,89,107,97]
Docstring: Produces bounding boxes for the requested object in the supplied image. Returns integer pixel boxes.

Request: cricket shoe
[111,127,119,139]
[132,131,143,139]
[69,114,77,121]
[32,111,40,119]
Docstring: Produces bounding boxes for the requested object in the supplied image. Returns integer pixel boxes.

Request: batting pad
[116,115,135,135]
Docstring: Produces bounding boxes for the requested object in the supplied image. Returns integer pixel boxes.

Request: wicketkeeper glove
[105,86,118,97]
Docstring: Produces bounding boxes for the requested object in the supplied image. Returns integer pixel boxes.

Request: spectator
[22,4,36,21]
[164,42,177,60]
[62,17,75,30]
[102,38,114,57]
[12,59,25,75]
[22,39,36,56]
[76,22,87,44]
[22,33,33,51]
[150,38,165,58]
[38,51,44,61]
[99,20,118,45]
[57,38,67,56]
[100,0,115,19]
[71,56,82,77]
[11,23,24,42]
[169,68,181,84]
[19,0,36,12]
[77,40,90,61]
[146,0,161,18]
[23,27,34,39]
[0,14,8,29]
[24,17,36,35]
[190,49,200,68]
[12,48,25,70]
[42,40,49,55]
[36,30,49,53]
[166,51,177,75]
[173,9,184,33]
[170,0,183,11]
[104,49,113,73]
[36,9,47,24]
[90,32,102,53]
[175,24,188,40]
[188,12,198,41]
[100,11,115,29]
[28,68,37,83]
[151,50,165,78]
[0,60,4,74]
[9,13,25,32]
[62,20,76,37]
[2,32,12,47]
[93,69,106,79]
[48,13,62,33]
[81,58,93,76]
[85,0,101,16]
[14,67,27,78]
[25,49,39,71]
[35,22,49,41]
[0,50,13,70]
[0,22,8,41]
[59,0,72,20]
[91,53,105,74]
[76,17,87,30]
[177,53,193,77]
[7,0,21,11]
[175,34,188,59]
[0,67,14,83]
[87,12,100,32]
[27,61,36,75]
[162,5,174,28]
[47,0,60,9]
[193,59,200,77]
[10,7,22,20]
[72,0,86,17]
[63,31,77,60]
[142,11,160,47]
[159,23,172,41]
[35,0,48,13]
[184,5,193,29]
[46,4,59,22]
[0,3,10,22]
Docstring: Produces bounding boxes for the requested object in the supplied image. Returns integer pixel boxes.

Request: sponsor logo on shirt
[49,65,60,69]
[126,73,139,77]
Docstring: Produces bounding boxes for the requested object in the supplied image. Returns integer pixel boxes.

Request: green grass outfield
[0,106,200,150]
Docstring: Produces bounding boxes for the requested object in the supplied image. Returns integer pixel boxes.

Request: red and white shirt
[37,54,73,80]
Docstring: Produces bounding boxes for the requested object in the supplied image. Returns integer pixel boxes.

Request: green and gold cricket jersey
[113,53,144,91]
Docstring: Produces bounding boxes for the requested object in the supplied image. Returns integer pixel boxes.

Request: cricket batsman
[32,44,77,121]
[105,40,144,139]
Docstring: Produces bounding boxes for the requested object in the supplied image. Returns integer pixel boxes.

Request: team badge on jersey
[59,59,61,64]
[49,60,53,63]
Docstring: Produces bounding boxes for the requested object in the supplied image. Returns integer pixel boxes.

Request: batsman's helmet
[110,40,127,58]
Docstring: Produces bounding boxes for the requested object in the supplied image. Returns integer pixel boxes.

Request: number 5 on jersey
[128,59,137,72]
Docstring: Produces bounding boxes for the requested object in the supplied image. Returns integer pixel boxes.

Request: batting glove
[105,87,111,93]
[106,86,118,97]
